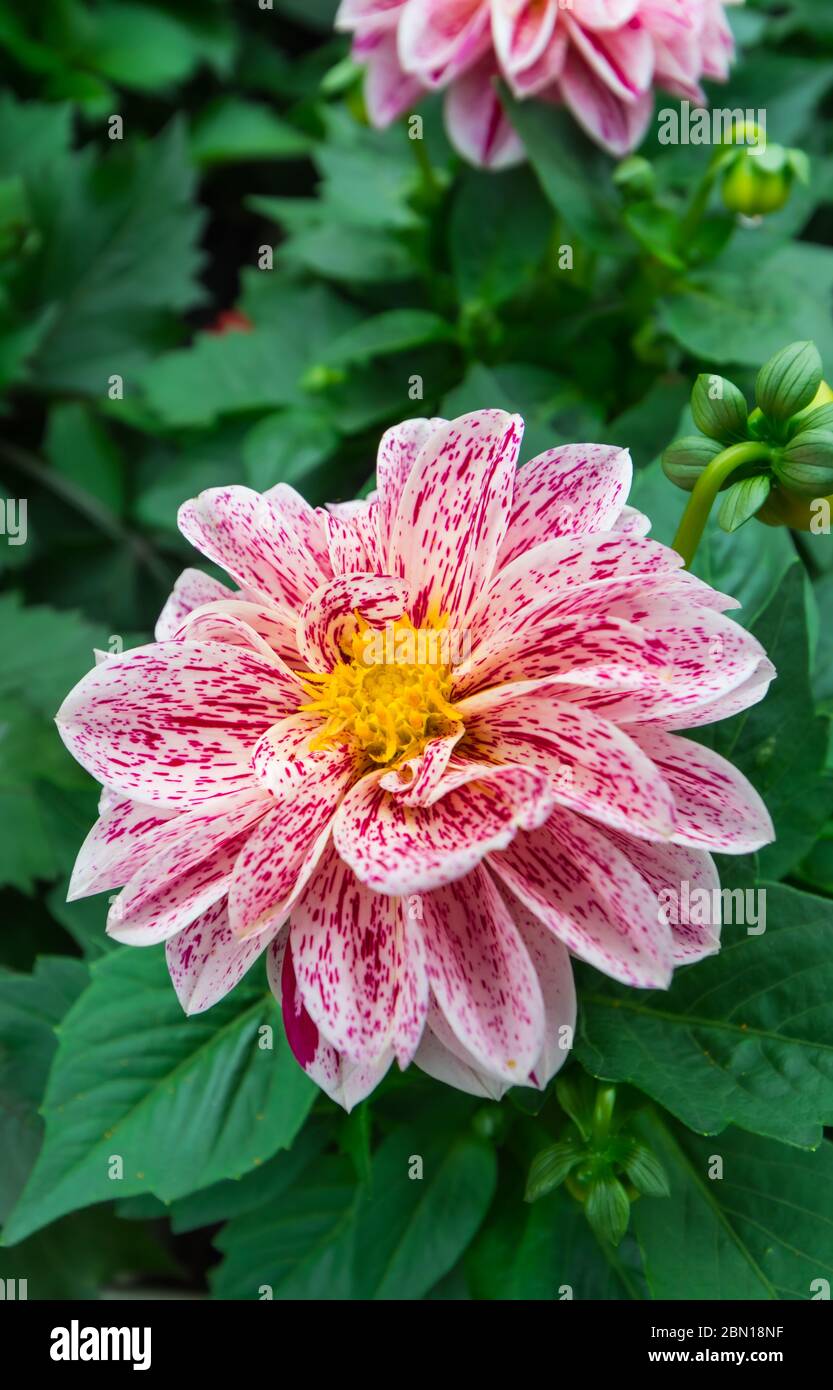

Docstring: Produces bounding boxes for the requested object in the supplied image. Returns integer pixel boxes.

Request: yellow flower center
[300,615,461,767]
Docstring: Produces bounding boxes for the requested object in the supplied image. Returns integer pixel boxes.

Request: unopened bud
[691,375,749,442]
[756,341,822,422]
[662,436,723,491]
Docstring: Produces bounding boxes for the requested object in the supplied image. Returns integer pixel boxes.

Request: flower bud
[773,428,833,497]
[720,144,808,217]
[787,380,833,435]
[662,435,723,491]
[756,340,822,422]
[757,486,833,531]
[613,155,656,202]
[690,374,749,443]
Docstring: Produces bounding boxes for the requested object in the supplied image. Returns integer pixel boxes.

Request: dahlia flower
[337,0,739,163]
[57,411,774,1109]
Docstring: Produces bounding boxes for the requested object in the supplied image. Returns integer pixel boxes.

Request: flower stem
[671,441,772,567]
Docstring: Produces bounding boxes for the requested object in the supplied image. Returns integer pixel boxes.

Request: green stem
[671,441,772,568]
[410,130,440,202]
[679,153,722,244]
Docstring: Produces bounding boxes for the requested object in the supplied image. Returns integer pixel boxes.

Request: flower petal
[166,900,270,1014]
[290,846,407,1063]
[376,417,442,568]
[178,485,331,611]
[333,762,552,893]
[505,889,577,1088]
[56,641,303,808]
[444,60,525,169]
[628,726,775,853]
[489,807,674,987]
[229,751,353,938]
[297,572,410,673]
[270,935,392,1110]
[602,828,721,963]
[497,444,633,568]
[155,568,234,641]
[398,0,491,85]
[458,681,676,840]
[388,409,522,627]
[559,48,653,156]
[420,865,545,1082]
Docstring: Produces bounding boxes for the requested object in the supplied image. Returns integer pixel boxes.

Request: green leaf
[450,167,551,307]
[20,121,205,393]
[211,1155,359,1300]
[0,956,88,1222]
[618,1140,670,1198]
[348,1115,497,1299]
[707,563,833,877]
[577,882,833,1148]
[190,98,310,166]
[44,403,125,515]
[658,243,833,369]
[0,592,105,716]
[243,409,339,492]
[212,1103,497,1300]
[320,309,455,370]
[633,1112,833,1299]
[466,1181,644,1300]
[82,2,236,92]
[0,1204,177,1300]
[2,946,316,1244]
[718,474,771,532]
[502,97,626,253]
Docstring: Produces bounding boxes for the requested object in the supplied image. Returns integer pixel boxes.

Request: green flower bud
[690,374,749,443]
[662,435,724,491]
[525,1137,583,1203]
[613,154,656,202]
[774,427,833,497]
[787,380,833,435]
[756,340,822,422]
[584,1172,631,1246]
[723,144,806,216]
[758,484,833,531]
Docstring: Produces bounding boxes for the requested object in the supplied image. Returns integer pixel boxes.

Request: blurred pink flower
[58,411,773,1108]
[337,0,739,162]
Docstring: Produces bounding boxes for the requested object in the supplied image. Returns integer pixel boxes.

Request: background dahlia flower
[337,0,739,164]
[57,411,773,1110]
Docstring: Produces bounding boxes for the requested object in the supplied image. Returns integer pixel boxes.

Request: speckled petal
[489,807,674,988]
[155,568,234,641]
[56,641,303,808]
[166,900,272,1014]
[297,573,410,673]
[420,865,545,1082]
[629,726,775,853]
[178,484,331,610]
[388,410,522,627]
[290,845,407,1063]
[333,762,552,894]
[497,444,633,568]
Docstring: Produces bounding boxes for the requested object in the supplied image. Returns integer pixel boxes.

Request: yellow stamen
[299,614,462,767]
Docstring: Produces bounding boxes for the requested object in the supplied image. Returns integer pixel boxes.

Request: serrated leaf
[577,882,833,1148]
[2,947,315,1245]
[633,1113,833,1299]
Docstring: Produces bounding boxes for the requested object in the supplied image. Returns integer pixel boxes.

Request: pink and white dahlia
[337,0,739,163]
[57,411,773,1109]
